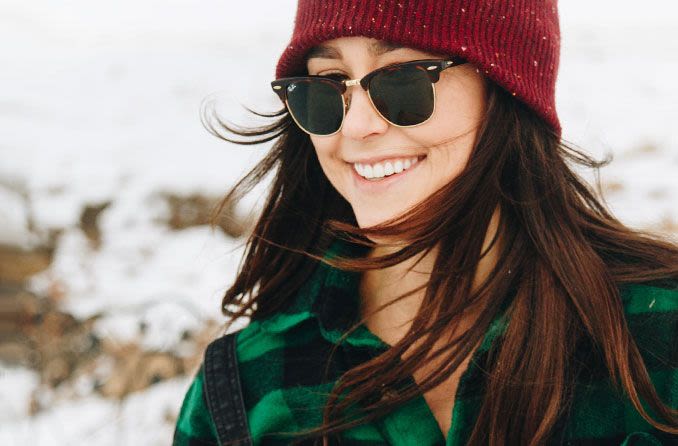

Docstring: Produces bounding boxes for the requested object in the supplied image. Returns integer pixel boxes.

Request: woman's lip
[348,154,427,165]
[350,155,426,189]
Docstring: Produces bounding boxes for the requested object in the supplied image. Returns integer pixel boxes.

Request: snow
[1,0,677,444]
[1,374,190,446]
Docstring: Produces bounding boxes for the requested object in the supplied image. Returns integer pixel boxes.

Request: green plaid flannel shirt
[173,240,677,445]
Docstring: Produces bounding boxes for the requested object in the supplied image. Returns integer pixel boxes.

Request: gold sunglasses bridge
[340,79,363,111]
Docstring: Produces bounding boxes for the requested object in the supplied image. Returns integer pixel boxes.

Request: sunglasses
[271,56,468,137]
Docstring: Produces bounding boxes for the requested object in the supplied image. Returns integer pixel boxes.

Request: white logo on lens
[288,84,297,92]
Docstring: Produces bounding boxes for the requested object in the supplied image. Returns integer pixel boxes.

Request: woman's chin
[354,211,409,244]
[355,213,394,230]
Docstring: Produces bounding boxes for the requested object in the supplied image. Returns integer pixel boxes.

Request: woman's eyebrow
[306,41,405,61]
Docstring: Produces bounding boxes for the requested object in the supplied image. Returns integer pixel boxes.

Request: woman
[174,1,677,445]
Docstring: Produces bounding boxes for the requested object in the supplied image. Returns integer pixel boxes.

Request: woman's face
[305,37,488,229]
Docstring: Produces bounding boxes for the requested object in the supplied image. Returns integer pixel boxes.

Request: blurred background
[1,1,676,444]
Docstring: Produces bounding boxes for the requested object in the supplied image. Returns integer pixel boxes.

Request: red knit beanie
[275,0,562,137]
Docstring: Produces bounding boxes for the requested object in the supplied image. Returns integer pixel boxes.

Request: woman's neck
[358,208,501,346]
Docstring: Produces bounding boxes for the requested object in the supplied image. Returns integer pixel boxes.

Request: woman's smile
[349,154,427,191]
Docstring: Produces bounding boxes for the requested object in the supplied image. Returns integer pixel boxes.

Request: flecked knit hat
[275,0,562,137]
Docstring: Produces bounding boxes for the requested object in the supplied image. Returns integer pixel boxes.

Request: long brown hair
[205,75,678,444]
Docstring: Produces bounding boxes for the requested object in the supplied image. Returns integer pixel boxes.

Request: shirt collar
[259,237,512,355]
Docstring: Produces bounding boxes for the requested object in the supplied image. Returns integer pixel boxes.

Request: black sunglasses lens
[285,80,343,136]
[369,65,434,126]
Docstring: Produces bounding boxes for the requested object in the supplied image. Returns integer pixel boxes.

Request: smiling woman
[301,38,486,229]
[173,1,678,445]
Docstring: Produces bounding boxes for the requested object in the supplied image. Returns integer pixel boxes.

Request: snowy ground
[1,1,677,445]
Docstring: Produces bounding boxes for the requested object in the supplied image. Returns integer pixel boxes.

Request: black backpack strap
[202,331,253,446]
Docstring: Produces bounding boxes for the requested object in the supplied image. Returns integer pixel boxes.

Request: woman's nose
[340,87,389,140]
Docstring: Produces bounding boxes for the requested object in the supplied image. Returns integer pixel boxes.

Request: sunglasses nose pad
[344,91,351,111]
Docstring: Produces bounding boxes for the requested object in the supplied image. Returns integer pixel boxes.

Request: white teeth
[373,164,385,178]
[353,156,422,180]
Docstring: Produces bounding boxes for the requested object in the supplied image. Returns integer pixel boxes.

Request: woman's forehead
[306,39,405,61]
[304,38,448,64]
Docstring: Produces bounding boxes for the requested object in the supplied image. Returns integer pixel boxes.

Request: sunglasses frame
[271,56,469,137]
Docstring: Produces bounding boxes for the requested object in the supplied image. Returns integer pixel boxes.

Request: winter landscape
[1,1,676,445]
